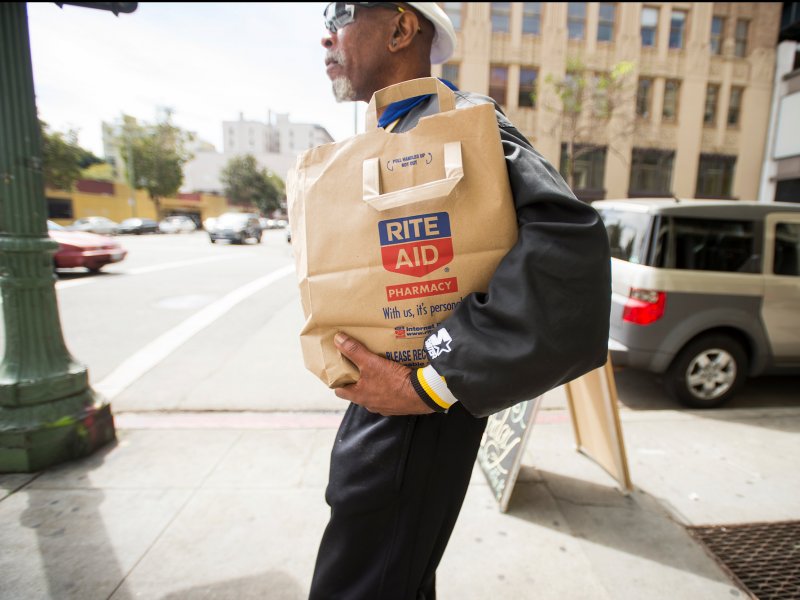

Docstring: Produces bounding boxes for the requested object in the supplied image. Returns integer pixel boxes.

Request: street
[52,229,340,414]
[1,228,796,415]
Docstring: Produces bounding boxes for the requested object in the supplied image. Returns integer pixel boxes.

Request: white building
[759,4,800,203]
[182,112,334,194]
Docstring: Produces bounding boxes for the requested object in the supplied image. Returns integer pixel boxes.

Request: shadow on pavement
[55,269,122,280]
[613,368,800,413]
[505,468,735,588]
[17,441,134,600]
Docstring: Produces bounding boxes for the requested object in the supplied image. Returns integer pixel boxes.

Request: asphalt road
[50,229,341,413]
[1,229,798,415]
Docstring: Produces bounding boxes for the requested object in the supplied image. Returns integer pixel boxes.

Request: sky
[26,2,365,157]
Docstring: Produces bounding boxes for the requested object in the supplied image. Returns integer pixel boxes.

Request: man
[310,3,611,598]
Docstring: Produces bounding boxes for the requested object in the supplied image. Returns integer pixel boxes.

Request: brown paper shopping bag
[287,78,518,388]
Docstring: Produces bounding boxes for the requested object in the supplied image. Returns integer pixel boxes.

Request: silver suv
[595,199,800,408]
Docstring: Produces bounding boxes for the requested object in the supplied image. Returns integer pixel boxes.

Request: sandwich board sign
[477,355,631,512]
[476,396,542,512]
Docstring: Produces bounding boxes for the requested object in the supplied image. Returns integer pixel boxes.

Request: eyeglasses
[323,2,404,34]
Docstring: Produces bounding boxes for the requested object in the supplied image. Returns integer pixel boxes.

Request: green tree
[39,120,101,190]
[116,112,194,219]
[540,59,635,192]
[220,154,284,215]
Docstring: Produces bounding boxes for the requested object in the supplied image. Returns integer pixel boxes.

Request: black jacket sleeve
[425,115,611,419]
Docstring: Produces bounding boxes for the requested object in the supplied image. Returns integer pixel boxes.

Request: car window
[597,208,651,264]
[218,214,248,225]
[774,222,800,277]
[671,217,757,273]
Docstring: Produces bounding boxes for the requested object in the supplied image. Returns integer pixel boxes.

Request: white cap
[407,2,457,64]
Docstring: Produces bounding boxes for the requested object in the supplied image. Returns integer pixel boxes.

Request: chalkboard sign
[477,396,542,512]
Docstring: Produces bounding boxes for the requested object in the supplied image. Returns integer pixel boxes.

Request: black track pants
[309,402,488,600]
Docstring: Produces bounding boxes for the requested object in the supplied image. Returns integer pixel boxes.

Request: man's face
[322,3,397,102]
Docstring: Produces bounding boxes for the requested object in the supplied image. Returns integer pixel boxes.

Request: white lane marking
[94,264,295,400]
[56,254,254,290]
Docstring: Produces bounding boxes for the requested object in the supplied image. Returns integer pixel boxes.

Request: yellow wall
[47,182,233,226]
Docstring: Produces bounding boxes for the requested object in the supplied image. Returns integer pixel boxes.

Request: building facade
[433,2,782,201]
[183,112,335,195]
[759,2,800,203]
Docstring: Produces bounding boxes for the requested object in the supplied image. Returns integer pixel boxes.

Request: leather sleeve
[424,119,612,419]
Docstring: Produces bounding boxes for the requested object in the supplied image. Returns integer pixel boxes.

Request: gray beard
[332,77,356,102]
[326,49,355,102]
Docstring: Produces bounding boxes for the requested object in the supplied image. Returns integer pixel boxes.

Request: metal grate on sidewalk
[687,521,800,600]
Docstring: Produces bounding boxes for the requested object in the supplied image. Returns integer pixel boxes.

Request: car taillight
[622,288,666,325]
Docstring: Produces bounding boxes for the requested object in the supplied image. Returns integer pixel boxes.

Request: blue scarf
[377,78,459,129]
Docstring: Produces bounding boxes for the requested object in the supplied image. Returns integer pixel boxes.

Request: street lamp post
[0,3,120,471]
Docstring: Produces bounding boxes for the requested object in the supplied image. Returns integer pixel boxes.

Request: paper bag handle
[363,141,463,211]
[365,77,456,130]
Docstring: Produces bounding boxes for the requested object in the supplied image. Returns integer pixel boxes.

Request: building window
[442,2,461,31]
[735,19,749,57]
[560,144,607,200]
[522,2,541,35]
[489,65,508,105]
[728,87,743,127]
[710,16,725,55]
[775,178,800,204]
[663,79,680,120]
[442,63,459,88]
[696,154,736,198]
[491,2,510,33]
[568,3,586,40]
[704,84,720,125]
[518,68,538,108]
[669,9,687,49]
[629,148,675,196]
[636,78,653,118]
[597,3,616,42]
[47,197,74,220]
[641,7,659,47]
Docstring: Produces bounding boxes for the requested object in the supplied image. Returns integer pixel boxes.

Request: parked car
[118,218,160,235]
[595,198,800,408]
[159,215,197,234]
[48,220,127,273]
[70,216,119,236]
[208,212,262,244]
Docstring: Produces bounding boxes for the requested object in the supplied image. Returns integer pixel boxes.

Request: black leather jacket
[394,91,611,419]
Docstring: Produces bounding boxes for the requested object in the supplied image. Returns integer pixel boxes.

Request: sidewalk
[1,396,798,599]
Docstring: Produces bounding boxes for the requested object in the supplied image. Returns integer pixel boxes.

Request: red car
[48,220,127,272]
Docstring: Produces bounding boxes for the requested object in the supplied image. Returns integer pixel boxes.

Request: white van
[594,198,800,408]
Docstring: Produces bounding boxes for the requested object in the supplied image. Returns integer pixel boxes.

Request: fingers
[334,332,371,368]
[334,384,353,402]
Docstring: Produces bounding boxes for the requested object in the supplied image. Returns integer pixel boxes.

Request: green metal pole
[0,2,115,472]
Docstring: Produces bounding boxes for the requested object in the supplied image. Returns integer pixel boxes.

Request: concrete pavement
[3,388,797,599]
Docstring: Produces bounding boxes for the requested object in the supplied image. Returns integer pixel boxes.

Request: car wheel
[210,236,216,244]
[239,233,247,245]
[665,334,747,409]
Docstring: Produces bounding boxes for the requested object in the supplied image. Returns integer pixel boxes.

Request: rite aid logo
[378,212,453,278]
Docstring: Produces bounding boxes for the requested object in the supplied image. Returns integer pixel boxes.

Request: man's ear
[389,9,420,52]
